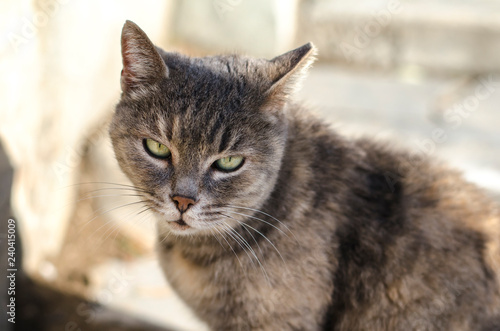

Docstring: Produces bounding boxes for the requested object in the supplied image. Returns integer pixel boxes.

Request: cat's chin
[163,219,199,236]
[154,211,238,237]
[157,217,214,237]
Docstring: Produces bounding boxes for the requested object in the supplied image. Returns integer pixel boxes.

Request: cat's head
[110,20,315,236]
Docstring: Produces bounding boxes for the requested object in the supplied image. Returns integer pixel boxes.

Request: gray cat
[110,21,500,330]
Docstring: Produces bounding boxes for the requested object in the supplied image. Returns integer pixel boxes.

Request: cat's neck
[274,106,357,221]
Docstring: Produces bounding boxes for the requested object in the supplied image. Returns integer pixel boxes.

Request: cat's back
[354,137,500,260]
[334,137,500,330]
[287,108,500,330]
[291,108,500,259]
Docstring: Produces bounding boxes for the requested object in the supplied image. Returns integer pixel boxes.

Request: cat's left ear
[120,20,169,93]
[264,43,317,106]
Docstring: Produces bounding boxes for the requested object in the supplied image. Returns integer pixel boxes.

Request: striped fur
[110,21,500,330]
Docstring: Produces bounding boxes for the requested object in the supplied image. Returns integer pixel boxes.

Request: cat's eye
[144,138,171,158]
[214,156,244,172]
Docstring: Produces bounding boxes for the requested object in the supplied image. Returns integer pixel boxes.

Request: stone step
[296,0,500,74]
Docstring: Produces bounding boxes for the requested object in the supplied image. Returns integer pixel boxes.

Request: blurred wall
[0,0,174,275]
[171,0,299,57]
[296,0,500,74]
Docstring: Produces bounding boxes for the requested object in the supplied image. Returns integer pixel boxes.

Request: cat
[110,20,500,331]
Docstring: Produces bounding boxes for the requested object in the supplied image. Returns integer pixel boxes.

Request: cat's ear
[264,43,317,107]
[120,20,168,92]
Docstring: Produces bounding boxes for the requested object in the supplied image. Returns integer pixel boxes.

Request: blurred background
[1,0,500,330]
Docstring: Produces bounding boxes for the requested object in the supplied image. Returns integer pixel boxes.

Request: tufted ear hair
[120,20,168,92]
[263,43,317,108]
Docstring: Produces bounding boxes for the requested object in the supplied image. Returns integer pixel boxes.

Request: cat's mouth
[170,219,190,230]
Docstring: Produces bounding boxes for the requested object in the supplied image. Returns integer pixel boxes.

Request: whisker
[121,206,156,238]
[134,214,156,235]
[219,213,270,284]
[213,224,244,269]
[220,223,257,270]
[209,228,227,252]
[85,186,147,192]
[83,187,151,196]
[226,225,259,269]
[137,206,154,216]
[237,218,266,263]
[221,209,290,239]
[86,209,140,254]
[101,221,123,244]
[219,213,288,268]
[159,230,172,245]
[75,193,147,204]
[224,205,296,239]
[88,202,147,244]
[60,181,151,194]
[240,221,288,269]
[78,200,145,234]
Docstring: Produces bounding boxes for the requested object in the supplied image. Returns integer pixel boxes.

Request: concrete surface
[89,257,208,331]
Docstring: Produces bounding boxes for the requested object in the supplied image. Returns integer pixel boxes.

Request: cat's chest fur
[158,245,218,308]
[157,236,335,331]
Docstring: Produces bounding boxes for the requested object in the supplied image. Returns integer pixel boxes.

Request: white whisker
[220,222,257,270]
[79,200,145,234]
[213,225,244,269]
[222,209,290,239]
[209,228,227,252]
[217,213,289,270]
[75,193,147,204]
[60,181,152,194]
[224,205,294,236]
[92,203,148,245]
[159,230,172,245]
[219,213,271,284]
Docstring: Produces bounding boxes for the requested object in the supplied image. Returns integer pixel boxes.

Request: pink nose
[171,195,196,213]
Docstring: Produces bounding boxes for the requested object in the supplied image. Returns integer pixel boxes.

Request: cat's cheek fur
[218,161,281,210]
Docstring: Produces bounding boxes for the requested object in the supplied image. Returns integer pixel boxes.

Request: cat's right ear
[120,20,168,93]
[263,43,317,108]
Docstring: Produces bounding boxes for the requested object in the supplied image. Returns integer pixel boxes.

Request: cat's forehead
[150,55,269,138]
[162,53,269,99]
[154,89,258,157]
[169,53,266,77]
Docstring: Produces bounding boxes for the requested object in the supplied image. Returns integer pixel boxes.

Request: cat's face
[110,21,315,236]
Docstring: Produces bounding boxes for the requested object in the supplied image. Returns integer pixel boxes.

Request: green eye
[144,139,171,158]
[214,156,244,172]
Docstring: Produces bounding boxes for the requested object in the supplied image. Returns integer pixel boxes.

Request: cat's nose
[171,195,197,213]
